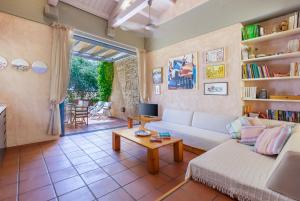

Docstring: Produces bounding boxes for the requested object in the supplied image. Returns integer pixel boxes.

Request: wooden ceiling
[49,0,209,34]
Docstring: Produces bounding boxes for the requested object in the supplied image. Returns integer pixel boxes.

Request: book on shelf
[266,109,300,123]
[242,63,271,79]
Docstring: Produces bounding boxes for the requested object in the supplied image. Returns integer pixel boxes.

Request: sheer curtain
[48,23,72,135]
[136,48,149,103]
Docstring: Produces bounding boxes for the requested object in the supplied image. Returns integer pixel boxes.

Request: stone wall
[111,56,140,119]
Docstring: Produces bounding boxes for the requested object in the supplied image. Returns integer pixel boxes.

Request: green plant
[69,56,99,99]
[97,62,114,102]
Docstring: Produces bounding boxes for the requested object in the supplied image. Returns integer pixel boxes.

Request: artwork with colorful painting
[206,64,225,79]
[168,53,197,90]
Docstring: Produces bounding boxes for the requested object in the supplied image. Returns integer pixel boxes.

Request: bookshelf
[241,11,300,122]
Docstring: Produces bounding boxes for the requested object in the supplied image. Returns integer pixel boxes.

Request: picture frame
[154,85,161,95]
[204,82,228,96]
[168,52,198,90]
[152,67,163,84]
[206,64,225,79]
[205,47,225,64]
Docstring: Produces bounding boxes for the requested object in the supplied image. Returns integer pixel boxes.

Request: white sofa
[145,108,237,151]
[186,119,300,201]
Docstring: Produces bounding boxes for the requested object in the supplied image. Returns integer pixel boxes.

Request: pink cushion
[240,125,266,145]
[255,125,292,155]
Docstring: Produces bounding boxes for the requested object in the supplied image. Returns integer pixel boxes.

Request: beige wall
[146,24,243,117]
[0,12,58,147]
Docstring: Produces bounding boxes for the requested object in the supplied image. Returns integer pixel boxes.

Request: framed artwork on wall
[153,67,162,84]
[205,47,225,64]
[206,64,225,79]
[204,82,228,96]
[154,85,161,95]
[167,52,198,90]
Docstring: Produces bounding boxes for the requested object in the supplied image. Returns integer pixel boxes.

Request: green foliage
[69,56,99,99]
[97,62,114,102]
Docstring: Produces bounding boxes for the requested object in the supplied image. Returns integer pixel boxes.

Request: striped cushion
[240,125,266,145]
[255,125,292,155]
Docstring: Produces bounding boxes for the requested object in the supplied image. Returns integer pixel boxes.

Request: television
[139,103,158,117]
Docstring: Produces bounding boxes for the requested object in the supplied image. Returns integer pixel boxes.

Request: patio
[65,117,128,135]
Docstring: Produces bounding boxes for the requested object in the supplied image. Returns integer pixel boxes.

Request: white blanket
[185,140,295,201]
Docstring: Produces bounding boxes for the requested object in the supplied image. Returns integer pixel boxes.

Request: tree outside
[67,56,114,104]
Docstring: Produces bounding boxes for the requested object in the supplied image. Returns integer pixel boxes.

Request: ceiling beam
[92,48,109,56]
[109,0,148,28]
[111,54,131,62]
[48,0,59,6]
[79,45,96,53]
[102,52,121,60]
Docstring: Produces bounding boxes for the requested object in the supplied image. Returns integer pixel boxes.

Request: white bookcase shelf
[242,51,300,63]
[242,98,300,103]
[241,28,300,45]
[242,76,300,81]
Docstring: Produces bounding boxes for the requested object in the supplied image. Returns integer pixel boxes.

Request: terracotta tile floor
[0,128,234,201]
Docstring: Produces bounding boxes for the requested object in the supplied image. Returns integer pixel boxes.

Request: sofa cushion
[162,108,194,126]
[185,140,293,201]
[192,112,236,134]
[255,125,292,155]
[145,121,230,150]
[266,151,300,201]
[240,125,266,145]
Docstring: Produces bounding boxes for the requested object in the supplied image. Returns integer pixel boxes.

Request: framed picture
[204,82,228,96]
[206,64,225,79]
[205,47,224,64]
[168,52,198,90]
[154,85,161,95]
[153,67,162,84]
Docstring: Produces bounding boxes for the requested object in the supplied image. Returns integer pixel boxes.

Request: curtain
[48,23,72,135]
[136,48,148,103]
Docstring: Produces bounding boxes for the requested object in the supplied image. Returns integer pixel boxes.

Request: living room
[0,0,300,201]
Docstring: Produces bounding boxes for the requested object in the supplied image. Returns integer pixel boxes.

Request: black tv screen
[139,103,158,117]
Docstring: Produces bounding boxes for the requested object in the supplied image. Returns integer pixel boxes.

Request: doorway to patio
[63,31,138,135]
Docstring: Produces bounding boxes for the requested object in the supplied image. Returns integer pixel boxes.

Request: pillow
[239,125,266,145]
[266,151,300,201]
[255,125,292,155]
[226,117,251,139]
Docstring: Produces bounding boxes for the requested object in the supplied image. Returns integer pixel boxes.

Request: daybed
[186,119,300,201]
[145,108,236,151]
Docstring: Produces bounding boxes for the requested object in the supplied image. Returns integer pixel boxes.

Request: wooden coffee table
[112,128,183,174]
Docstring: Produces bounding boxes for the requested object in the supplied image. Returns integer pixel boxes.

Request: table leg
[112,132,120,151]
[174,141,183,162]
[147,148,159,174]
[128,117,133,128]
